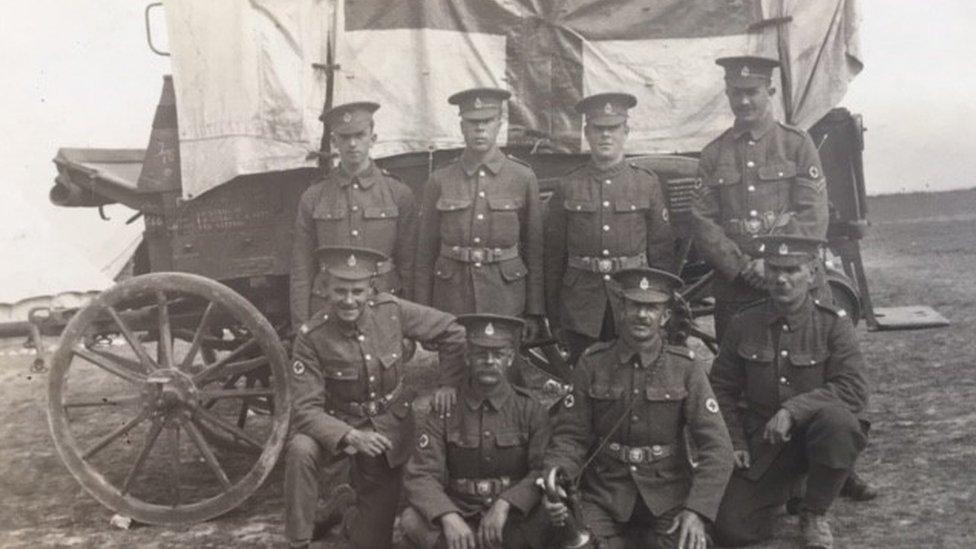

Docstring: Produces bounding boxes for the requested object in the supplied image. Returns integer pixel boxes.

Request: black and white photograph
[0,1,972,547]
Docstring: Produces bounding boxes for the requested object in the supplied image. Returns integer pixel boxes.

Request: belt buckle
[470,249,485,263]
[650,445,663,457]
[745,219,762,234]
[597,258,613,273]
[365,401,379,416]
[476,480,492,496]
[628,447,645,464]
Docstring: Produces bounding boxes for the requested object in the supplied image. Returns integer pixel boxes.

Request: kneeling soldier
[709,235,869,549]
[284,246,466,549]
[402,314,552,549]
[543,268,733,549]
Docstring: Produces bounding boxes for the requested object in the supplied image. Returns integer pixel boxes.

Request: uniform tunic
[544,161,676,339]
[708,297,868,479]
[544,342,733,524]
[691,114,828,338]
[289,293,466,468]
[404,384,549,528]
[290,162,417,326]
[414,148,544,317]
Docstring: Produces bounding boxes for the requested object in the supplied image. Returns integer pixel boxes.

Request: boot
[840,470,878,501]
[311,483,355,541]
[799,512,834,549]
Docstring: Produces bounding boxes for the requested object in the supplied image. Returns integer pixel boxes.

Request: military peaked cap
[456,313,525,348]
[755,234,825,267]
[319,101,380,134]
[612,267,683,304]
[576,92,637,126]
[316,245,389,280]
[716,55,780,88]
[448,87,511,120]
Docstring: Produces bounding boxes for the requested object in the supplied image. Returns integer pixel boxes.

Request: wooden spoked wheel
[47,273,290,525]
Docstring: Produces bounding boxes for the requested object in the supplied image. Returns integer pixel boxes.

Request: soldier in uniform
[708,235,869,549]
[291,101,418,328]
[545,93,677,366]
[543,268,733,549]
[690,55,829,343]
[401,314,552,549]
[284,246,467,549]
[414,87,545,339]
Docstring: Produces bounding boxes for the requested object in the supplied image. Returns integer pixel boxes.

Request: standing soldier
[291,101,417,328]
[414,87,545,339]
[543,268,733,549]
[709,235,869,549]
[284,246,466,549]
[545,93,677,366]
[690,55,829,342]
[401,314,552,549]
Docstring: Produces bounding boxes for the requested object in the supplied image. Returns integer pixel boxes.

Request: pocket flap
[436,197,472,211]
[499,257,527,282]
[614,196,650,212]
[787,352,824,367]
[707,169,741,186]
[447,430,479,448]
[644,387,689,402]
[757,162,797,181]
[487,197,521,211]
[379,351,399,369]
[321,362,360,380]
[312,206,348,220]
[495,431,528,447]
[434,256,459,280]
[363,205,399,219]
[587,383,625,400]
[737,342,773,362]
[564,199,597,212]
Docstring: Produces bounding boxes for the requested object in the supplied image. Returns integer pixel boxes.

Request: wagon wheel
[47,273,290,525]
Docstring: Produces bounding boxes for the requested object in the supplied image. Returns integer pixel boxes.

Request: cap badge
[741,65,751,77]
[778,243,789,255]
[342,112,352,123]
[347,254,358,267]
[474,96,484,109]
[639,277,650,290]
[604,102,614,114]
[484,322,495,336]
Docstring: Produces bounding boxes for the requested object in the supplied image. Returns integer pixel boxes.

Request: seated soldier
[543,268,733,549]
[402,314,552,549]
[284,246,466,549]
[709,235,870,549]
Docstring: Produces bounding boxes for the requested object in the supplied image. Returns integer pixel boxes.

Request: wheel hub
[145,369,199,416]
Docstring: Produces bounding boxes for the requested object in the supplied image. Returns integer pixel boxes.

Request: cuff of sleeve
[501,482,541,514]
[780,401,809,427]
[683,496,720,523]
[427,501,463,525]
[316,424,352,455]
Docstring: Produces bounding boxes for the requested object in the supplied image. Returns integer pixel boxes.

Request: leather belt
[568,253,646,274]
[725,211,785,236]
[440,245,519,264]
[331,383,404,418]
[450,476,512,497]
[604,442,675,464]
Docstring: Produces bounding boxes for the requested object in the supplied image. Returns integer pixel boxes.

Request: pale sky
[1,0,974,279]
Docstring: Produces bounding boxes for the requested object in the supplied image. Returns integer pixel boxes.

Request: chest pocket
[706,168,741,187]
[644,387,688,403]
[313,206,348,220]
[564,198,598,213]
[447,429,480,449]
[494,431,529,448]
[321,361,361,381]
[362,205,399,220]
[587,382,625,400]
[487,197,522,212]
[614,196,650,213]
[737,342,774,365]
[757,161,797,182]
[436,197,473,212]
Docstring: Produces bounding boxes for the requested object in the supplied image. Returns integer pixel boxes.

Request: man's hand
[440,512,477,549]
[543,496,569,527]
[763,409,794,445]
[666,509,708,549]
[432,386,458,416]
[478,498,511,548]
[732,449,751,470]
[740,258,766,290]
[340,429,393,457]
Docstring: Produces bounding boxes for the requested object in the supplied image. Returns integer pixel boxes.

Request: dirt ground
[1,189,975,548]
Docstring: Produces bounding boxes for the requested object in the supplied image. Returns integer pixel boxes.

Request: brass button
[780,350,789,357]
[357,334,366,342]
[747,185,756,192]
[352,205,360,211]
[369,391,377,398]
[474,262,482,268]
[782,324,789,331]
[603,275,611,281]
[780,377,788,384]
[749,210,758,217]
[602,225,610,232]
[629,465,637,472]
[351,229,360,237]
[476,214,484,220]
[602,249,610,256]
[364,354,372,360]
[748,140,756,146]
[604,179,612,185]
[631,415,639,422]
[483,430,491,437]
[478,191,486,197]
[368,375,376,382]
[353,184,360,190]
[603,200,610,207]
[746,161,755,168]
[473,237,481,244]
[609,443,621,451]
[633,388,640,395]
[479,170,485,177]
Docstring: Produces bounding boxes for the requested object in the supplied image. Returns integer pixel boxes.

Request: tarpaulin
[165,0,861,199]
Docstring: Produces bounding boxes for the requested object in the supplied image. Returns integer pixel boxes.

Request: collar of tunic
[588,158,628,180]
[731,112,776,141]
[335,161,378,189]
[462,381,514,411]
[460,146,505,177]
[764,296,813,332]
[611,338,663,368]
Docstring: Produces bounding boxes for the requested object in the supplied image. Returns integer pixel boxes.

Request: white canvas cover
[165,0,861,199]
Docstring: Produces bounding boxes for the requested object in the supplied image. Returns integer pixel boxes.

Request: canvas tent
[164,0,861,199]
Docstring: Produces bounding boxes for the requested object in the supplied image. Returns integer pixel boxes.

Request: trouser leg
[713,447,804,546]
[643,506,713,549]
[284,433,325,544]
[401,505,441,549]
[503,504,556,549]
[580,498,628,549]
[343,453,403,548]
[801,406,866,513]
